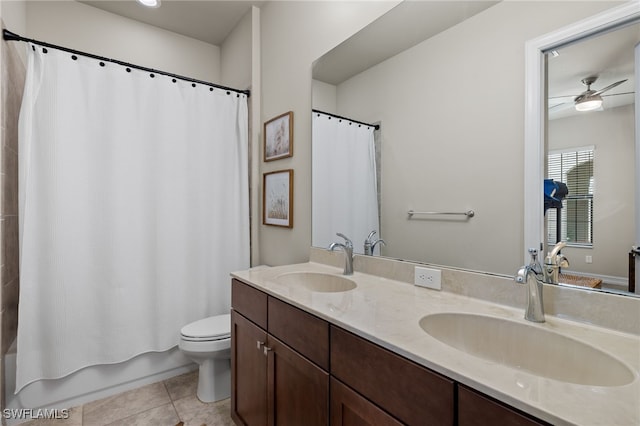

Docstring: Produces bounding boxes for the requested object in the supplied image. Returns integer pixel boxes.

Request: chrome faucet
[543,241,570,284]
[364,230,386,256]
[515,248,545,323]
[329,233,354,275]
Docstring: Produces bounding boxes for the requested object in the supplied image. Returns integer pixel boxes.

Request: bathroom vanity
[230,259,639,426]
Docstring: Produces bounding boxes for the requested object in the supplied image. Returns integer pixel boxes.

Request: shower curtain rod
[313,109,380,130]
[2,29,251,97]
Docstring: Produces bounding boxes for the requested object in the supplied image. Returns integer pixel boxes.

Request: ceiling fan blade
[601,91,635,98]
[548,94,579,100]
[592,79,628,96]
[548,101,574,112]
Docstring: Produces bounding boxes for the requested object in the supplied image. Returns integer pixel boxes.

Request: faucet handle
[365,230,377,243]
[336,233,353,248]
[557,255,570,268]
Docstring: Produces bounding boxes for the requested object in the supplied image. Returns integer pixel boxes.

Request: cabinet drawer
[232,279,268,330]
[331,377,403,426]
[330,326,454,426]
[458,385,549,426]
[268,297,329,370]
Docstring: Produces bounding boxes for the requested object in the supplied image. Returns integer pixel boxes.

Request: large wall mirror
[525,1,640,297]
[312,0,640,297]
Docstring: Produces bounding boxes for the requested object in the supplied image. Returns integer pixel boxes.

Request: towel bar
[407,210,475,218]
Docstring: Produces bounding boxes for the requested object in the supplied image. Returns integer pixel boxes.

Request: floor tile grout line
[163,377,182,424]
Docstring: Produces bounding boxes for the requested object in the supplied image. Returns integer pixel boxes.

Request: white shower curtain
[16,45,249,391]
[312,112,379,254]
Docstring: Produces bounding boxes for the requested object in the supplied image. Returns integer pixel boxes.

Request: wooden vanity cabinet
[458,385,550,426]
[231,277,548,426]
[231,279,329,426]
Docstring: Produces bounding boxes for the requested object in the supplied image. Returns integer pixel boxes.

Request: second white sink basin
[419,313,635,386]
[275,272,357,293]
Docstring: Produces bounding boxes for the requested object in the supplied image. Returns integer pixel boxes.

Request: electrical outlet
[414,266,441,290]
[585,255,593,264]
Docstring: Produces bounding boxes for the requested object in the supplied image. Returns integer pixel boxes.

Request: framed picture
[263,169,294,228]
[264,111,293,161]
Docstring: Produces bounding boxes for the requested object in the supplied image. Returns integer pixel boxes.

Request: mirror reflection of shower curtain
[16,45,249,391]
[312,113,379,254]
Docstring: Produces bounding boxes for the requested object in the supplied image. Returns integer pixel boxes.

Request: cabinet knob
[263,346,272,356]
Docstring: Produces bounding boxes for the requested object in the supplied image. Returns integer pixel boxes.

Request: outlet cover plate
[414,266,442,290]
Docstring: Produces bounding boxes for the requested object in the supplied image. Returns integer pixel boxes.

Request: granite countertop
[231,261,640,426]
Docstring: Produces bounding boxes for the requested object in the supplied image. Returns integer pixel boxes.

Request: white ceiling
[313,1,499,85]
[78,0,264,46]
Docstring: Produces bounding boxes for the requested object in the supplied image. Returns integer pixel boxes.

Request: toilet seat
[180,314,230,342]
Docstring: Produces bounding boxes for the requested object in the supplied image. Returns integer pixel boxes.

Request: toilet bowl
[178,313,231,403]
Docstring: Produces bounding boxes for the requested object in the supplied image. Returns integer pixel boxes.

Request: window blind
[547,147,594,246]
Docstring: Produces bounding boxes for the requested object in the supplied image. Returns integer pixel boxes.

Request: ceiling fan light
[575,95,602,112]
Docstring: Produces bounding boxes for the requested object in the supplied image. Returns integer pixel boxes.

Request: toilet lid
[180,314,230,341]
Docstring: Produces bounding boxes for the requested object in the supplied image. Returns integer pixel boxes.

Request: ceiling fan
[549,76,631,112]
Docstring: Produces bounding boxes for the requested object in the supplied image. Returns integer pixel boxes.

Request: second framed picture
[263,169,294,228]
[264,111,293,161]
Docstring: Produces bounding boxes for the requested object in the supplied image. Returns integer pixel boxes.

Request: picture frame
[263,169,294,228]
[264,111,293,161]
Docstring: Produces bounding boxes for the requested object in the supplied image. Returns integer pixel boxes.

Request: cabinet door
[458,385,549,426]
[231,311,268,426]
[266,335,329,426]
[330,378,403,426]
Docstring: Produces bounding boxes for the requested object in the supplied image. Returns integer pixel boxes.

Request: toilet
[178,313,231,403]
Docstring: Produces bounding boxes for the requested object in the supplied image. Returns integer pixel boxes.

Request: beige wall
[549,105,635,280]
[312,1,619,275]
[258,0,398,266]
[311,80,337,113]
[219,6,262,266]
[25,1,220,83]
[221,7,252,90]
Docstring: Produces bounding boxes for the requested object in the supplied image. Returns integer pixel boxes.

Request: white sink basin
[275,272,357,293]
[419,313,635,386]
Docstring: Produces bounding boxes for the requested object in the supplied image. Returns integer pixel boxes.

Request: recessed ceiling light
[137,0,161,8]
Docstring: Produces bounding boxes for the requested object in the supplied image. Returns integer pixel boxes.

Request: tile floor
[19,371,234,426]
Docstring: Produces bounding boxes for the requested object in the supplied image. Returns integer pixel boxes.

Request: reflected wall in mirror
[525,1,640,297]
[312,0,621,277]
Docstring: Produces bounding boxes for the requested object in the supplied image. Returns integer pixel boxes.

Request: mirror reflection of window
[547,148,594,247]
